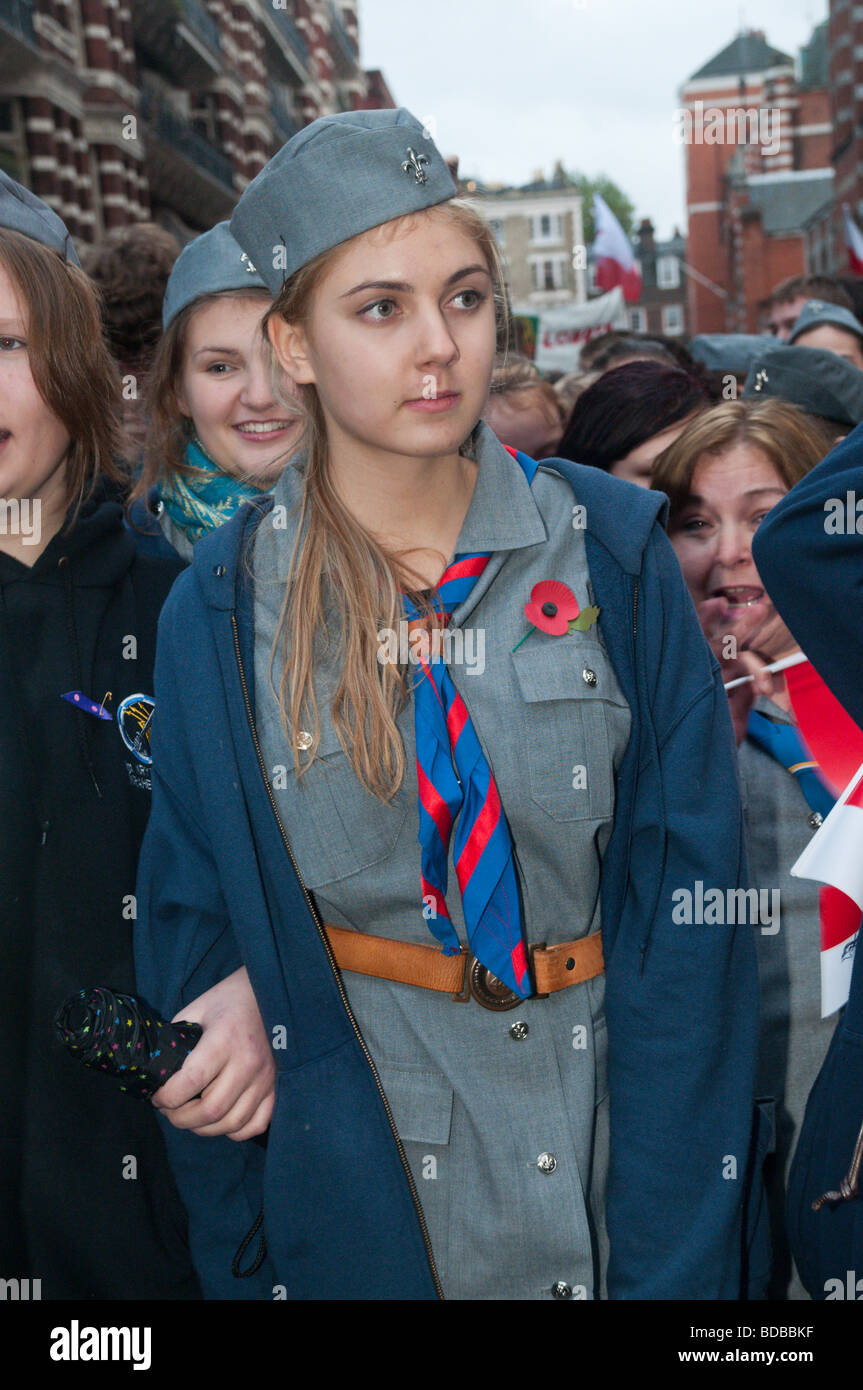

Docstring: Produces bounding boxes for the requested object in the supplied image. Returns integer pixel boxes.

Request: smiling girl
[134,110,762,1301]
[129,221,302,562]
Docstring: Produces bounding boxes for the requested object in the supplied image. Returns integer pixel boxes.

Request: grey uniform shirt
[739,696,839,1300]
[252,422,631,1300]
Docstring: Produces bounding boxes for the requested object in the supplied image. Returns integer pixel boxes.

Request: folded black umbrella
[54,987,202,1099]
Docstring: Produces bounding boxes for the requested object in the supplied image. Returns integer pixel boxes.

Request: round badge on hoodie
[117,693,155,766]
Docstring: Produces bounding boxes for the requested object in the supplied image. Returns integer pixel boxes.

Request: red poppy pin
[512,580,600,651]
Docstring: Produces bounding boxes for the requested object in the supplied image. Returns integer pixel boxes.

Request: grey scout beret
[162,220,270,329]
[689,333,776,375]
[744,344,863,426]
[230,107,457,294]
[789,298,863,346]
[0,168,80,265]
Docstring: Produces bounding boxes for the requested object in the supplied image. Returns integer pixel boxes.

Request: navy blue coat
[753,423,863,1299]
[134,459,764,1300]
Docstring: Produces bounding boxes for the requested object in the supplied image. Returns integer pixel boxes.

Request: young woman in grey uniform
[135,109,764,1300]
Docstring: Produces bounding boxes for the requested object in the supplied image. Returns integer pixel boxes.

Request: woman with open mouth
[128,220,303,564]
[653,398,844,1299]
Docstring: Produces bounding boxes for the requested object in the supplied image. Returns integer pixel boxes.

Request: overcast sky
[359,0,828,239]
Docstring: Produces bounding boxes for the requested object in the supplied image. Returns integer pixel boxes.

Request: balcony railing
[0,0,36,44]
[268,81,300,141]
[179,0,222,58]
[271,6,309,66]
[140,79,233,190]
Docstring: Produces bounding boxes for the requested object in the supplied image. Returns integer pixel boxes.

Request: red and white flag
[791,761,863,1017]
[785,656,863,793]
[592,193,642,304]
[842,203,863,277]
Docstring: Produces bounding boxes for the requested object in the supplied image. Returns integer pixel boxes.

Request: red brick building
[680,26,832,334]
[0,1,394,245]
[802,4,863,278]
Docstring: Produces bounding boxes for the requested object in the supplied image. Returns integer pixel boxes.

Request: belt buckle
[450,945,547,1010]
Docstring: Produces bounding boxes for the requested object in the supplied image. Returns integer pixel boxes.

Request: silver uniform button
[509,1020,529,1041]
[552,1281,572,1299]
[582,668,597,686]
[536,1151,557,1173]
[808,811,823,829]
[296,730,313,751]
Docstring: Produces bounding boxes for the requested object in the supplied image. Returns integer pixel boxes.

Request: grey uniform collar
[268,419,547,582]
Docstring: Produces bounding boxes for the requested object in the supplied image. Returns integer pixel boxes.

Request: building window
[530,212,561,244]
[530,256,567,291]
[629,307,648,332]
[657,255,680,288]
[662,303,684,335]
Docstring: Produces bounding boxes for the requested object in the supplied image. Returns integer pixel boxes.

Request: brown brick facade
[0,0,394,244]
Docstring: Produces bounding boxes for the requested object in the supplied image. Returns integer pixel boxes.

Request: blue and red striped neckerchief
[401,445,537,998]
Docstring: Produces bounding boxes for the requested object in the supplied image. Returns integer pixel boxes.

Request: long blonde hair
[260,199,509,800]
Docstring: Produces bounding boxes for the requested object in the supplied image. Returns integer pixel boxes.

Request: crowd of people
[2,106,862,1304]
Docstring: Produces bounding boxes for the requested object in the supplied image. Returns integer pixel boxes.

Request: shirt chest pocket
[273,712,409,889]
[511,640,630,823]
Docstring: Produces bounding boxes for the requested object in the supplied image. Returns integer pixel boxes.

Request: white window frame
[657,255,680,289]
[661,303,684,335]
[629,306,648,332]
[529,211,562,245]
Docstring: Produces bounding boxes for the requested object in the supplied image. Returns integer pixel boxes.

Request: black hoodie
[0,484,199,1299]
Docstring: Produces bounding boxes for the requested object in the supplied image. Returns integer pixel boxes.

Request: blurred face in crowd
[767,296,809,340]
[176,294,303,488]
[668,441,796,661]
[609,418,691,487]
[793,323,863,371]
[0,260,71,553]
[484,387,562,459]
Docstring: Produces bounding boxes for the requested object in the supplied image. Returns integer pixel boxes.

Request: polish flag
[842,203,863,277]
[791,762,863,1017]
[592,193,642,304]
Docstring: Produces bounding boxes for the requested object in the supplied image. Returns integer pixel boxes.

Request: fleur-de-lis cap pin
[401,147,429,184]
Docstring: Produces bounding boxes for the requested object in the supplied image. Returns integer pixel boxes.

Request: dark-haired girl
[558,359,710,485]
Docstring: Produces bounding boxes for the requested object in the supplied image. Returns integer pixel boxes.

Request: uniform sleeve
[605,523,761,1299]
[752,422,863,728]
[134,587,277,1299]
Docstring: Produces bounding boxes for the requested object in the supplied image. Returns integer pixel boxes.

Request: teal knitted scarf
[158,436,266,545]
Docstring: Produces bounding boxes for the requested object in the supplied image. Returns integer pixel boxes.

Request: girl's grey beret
[162,220,270,329]
[0,169,81,264]
[229,107,456,294]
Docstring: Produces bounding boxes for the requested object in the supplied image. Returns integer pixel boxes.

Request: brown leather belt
[323,922,604,1011]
